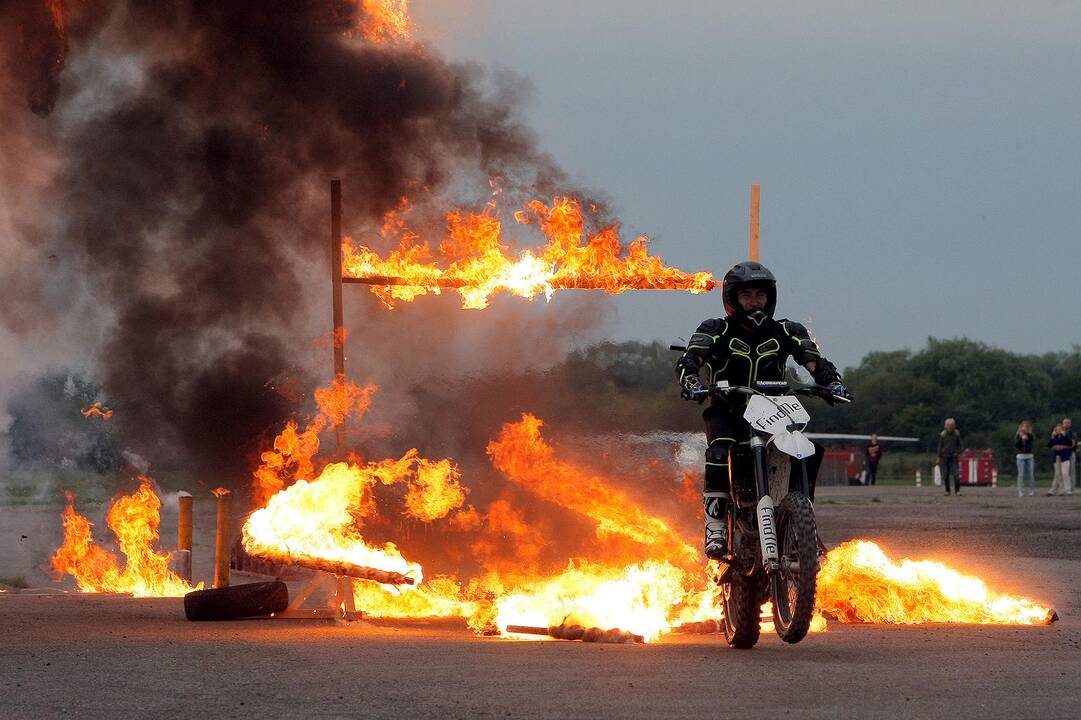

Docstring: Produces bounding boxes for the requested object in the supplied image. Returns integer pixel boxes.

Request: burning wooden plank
[505,624,644,644]
[247,552,415,586]
[672,619,723,634]
[342,275,712,291]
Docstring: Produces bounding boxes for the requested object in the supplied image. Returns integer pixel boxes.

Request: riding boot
[703,492,728,559]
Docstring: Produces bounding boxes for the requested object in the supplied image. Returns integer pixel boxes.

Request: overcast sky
[414,1,1081,369]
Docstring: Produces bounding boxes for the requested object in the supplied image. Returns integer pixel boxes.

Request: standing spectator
[1014,421,1035,497]
[1069,418,1080,493]
[1065,418,1077,493]
[937,418,961,496]
[864,433,883,486]
[1048,419,1076,496]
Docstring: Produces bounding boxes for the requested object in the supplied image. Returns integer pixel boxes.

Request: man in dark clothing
[1048,418,1076,495]
[864,433,883,485]
[937,418,962,496]
[675,261,852,558]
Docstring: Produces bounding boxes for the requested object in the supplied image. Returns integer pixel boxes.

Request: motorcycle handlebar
[701,381,849,404]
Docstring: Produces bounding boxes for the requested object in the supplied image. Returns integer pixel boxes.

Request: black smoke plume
[1,1,615,484]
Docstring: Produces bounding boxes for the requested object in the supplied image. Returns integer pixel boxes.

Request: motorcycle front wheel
[721,569,762,649]
[770,492,819,643]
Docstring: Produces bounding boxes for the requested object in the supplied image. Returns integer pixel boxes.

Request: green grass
[872,471,1061,488]
[1,468,205,507]
[1,470,116,506]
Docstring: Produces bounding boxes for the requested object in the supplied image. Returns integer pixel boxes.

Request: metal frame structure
[314,180,758,619]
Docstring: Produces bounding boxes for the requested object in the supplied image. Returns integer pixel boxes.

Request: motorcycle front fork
[750,436,780,572]
[723,436,788,577]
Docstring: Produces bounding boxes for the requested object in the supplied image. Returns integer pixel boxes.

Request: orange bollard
[213,488,231,588]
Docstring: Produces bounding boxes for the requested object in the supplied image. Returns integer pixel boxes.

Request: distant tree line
[525,337,1081,472]
[6,339,1078,476]
[813,338,1081,472]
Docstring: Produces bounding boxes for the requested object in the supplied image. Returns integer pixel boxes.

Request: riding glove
[680,374,708,403]
[825,381,853,404]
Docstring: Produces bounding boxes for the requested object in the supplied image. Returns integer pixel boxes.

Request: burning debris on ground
[817,540,1059,626]
[505,624,645,644]
[48,374,1056,640]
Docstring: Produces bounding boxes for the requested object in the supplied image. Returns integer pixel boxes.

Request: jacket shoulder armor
[696,317,727,335]
[777,318,809,337]
[686,318,727,348]
[778,319,819,352]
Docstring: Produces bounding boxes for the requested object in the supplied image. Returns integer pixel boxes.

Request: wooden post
[749,184,761,262]
[330,179,346,454]
[213,488,232,589]
[176,491,193,583]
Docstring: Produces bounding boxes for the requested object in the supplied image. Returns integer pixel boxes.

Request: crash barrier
[820,447,861,486]
[959,449,995,486]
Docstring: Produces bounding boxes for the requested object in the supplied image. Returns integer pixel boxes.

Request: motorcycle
[670,351,850,648]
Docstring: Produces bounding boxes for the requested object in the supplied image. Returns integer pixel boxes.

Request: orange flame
[494,560,693,642]
[353,575,479,620]
[358,0,411,42]
[50,481,201,597]
[252,376,376,507]
[241,376,1053,639]
[488,413,699,566]
[80,402,113,419]
[243,459,427,580]
[816,540,1055,625]
[342,197,715,309]
[343,411,719,636]
[47,1,66,46]
[243,380,464,582]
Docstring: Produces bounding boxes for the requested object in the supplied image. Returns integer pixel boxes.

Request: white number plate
[743,395,809,435]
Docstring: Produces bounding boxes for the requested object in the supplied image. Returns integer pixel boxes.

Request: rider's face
[737,288,768,312]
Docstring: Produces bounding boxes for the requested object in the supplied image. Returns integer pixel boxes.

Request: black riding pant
[704,408,822,501]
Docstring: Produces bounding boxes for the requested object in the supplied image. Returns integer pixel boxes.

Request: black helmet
[722,261,777,327]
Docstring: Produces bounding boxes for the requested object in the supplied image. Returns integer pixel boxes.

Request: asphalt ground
[2,485,1080,719]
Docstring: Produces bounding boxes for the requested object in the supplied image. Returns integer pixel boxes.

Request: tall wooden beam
[749,184,761,262]
[330,180,345,453]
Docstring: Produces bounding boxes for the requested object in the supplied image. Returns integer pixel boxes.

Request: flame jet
[343,197,716,309]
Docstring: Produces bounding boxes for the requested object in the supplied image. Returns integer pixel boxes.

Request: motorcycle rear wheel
[770,492,819,643]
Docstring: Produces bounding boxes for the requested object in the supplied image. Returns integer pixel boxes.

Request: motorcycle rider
[675,261,852,559]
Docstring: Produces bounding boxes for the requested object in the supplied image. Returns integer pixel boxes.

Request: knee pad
[705,438,734,466]
[704,438,735,495]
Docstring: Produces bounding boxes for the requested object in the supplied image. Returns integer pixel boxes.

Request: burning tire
[184,581,288,621]
[721,570,762,649]
[770,492,818,643]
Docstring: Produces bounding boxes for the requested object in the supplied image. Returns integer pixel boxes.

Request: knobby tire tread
[723,571,761,649]
[771,493,818,643]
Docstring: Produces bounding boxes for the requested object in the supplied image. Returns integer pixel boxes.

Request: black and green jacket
[675,316,841,411]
